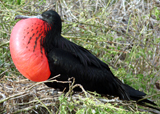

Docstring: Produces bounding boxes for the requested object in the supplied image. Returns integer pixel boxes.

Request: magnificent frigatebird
[10,10,157,107]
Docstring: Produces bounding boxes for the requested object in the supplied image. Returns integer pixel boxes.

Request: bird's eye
[43,13,51,18]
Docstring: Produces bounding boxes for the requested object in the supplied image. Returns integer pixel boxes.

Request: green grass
[0,0,160,113]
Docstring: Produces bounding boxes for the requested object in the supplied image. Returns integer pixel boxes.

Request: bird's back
[45,36,130,100]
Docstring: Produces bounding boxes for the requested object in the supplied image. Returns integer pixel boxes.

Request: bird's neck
[43,30,62,54]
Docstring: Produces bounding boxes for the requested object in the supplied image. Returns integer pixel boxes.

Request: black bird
[13,10,157,107]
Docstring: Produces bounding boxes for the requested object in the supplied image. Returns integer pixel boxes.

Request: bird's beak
[15,15,43,20]
[15,14,64,22]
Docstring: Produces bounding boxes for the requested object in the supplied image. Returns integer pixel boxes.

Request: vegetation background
[0,0,160,113]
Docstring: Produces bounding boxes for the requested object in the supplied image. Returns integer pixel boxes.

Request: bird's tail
[123,84,160,110]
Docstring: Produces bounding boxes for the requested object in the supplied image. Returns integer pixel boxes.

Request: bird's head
[15,10,62,33]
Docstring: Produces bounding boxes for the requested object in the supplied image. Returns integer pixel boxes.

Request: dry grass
[0,0,160,113]
[1,75,158,114]
[0,75,59,113]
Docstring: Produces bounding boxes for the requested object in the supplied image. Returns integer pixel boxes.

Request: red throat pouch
[10,18,51,82]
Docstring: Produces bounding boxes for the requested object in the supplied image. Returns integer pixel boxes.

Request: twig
[35,97,52,114]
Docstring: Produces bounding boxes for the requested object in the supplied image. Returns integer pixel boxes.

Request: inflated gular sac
[10,18,51,82]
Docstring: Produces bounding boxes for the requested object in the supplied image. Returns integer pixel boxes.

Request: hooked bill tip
[15,15,27,20]
[15,15,21,20]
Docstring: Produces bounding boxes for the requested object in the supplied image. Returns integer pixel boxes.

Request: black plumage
[41,10,155,105]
